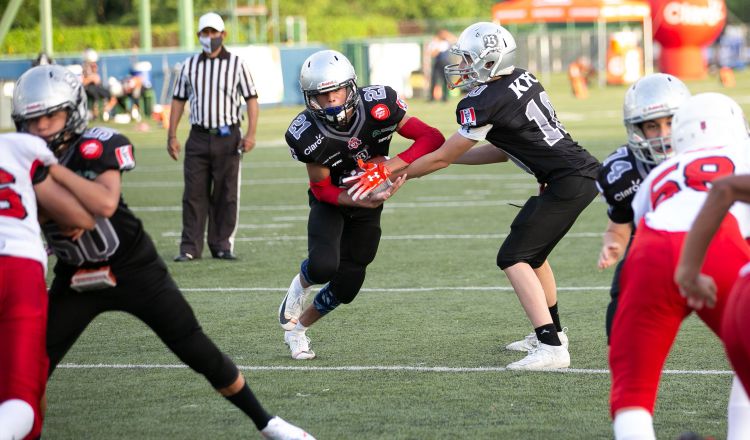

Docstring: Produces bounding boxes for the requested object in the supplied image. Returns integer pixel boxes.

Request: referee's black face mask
[199,35,223,54]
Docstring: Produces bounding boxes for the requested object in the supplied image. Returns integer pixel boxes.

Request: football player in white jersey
[610,93,750,440]
[0,132,94,440]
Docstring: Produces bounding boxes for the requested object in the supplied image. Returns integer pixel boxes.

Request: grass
[35,70,750,439]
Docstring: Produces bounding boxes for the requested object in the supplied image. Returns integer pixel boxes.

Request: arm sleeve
[396,117,445,164]
[172,59,190,101]
[238,59,258,99]
[310,176,343,205]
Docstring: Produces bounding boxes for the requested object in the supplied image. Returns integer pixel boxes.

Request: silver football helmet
[299,50,360,130]
[444,22,516,90]
[672,92,750,155]
[623,73,690,165]
[12,64,88,152]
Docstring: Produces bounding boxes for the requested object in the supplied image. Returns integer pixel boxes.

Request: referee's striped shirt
[172,47,258,129]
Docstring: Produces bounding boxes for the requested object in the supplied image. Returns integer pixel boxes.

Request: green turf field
[35,71,750,439]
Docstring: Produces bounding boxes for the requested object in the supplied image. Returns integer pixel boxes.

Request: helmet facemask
[303,79,359,130]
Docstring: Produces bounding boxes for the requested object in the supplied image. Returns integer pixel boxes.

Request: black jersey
[596,145,653,224]
[286,85,407,186]
[42,127,157,280]
[456,68,600,183]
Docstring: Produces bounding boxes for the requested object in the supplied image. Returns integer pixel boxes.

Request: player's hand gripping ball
[342,157,392,201]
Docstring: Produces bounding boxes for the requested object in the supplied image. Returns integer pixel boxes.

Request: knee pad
[313,284,341,316]
[0,399,34,440]
[305,258,338,285]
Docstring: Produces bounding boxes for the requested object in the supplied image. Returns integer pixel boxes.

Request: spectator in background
[568,56,594,99]
[81,48,110,120]
[168,12,259,262]
[427,29,455,102]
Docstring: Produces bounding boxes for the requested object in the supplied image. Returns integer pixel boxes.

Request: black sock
[224,383,272,430]
[548,303,562,332]
[535,323,561,346]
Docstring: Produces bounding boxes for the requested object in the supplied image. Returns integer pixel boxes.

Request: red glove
[342,159,392,201]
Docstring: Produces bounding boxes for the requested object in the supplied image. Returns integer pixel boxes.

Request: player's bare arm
[676,174,750,308]
[396,132,477,179]
[598,220,633,270]
[35,165,96,233]
[49,166,121,218]
[453,143,509,165]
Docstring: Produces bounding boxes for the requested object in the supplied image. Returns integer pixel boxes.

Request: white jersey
[0,133,57,269]
[632,141,750,236]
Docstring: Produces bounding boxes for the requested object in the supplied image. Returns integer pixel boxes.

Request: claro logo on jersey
[371,104,390,121]
[460,108,477,126]
[304,134,324,155]
[79,139,103,160]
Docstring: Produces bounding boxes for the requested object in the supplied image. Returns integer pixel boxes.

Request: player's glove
[341,158,393,201]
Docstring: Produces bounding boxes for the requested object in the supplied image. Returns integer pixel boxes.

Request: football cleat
[506,342,570,371]
[279,274,313,331]
[505,327,568,352]
[261,416,316,440]
[284,331,316,360]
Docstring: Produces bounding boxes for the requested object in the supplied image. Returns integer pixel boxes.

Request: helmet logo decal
[483,34,500,48]
[371,104,390,121]
[347,137,362,150]
[700,121,707,132]
[80,139,103,160]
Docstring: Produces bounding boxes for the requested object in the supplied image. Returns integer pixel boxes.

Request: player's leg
[500,175,597,369]
[286,205,383,360]
[279,195,343,331]
[129,261,312,435]
[609,227,687,439]
[0,257,49,440]
[724,273,750,397]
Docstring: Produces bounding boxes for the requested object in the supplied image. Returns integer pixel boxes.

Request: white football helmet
[672,92,750,155]
[623,73,690,165]
[444,22,516,90]
[12,64,88,152]
[299,50,360,130]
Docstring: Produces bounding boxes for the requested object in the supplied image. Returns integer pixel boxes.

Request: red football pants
[723,270,750,396]
[609,218,750,416]
[0,256,49,439]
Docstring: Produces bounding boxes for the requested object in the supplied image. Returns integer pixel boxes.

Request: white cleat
[279,274,313,331]
[506,342,570,371]
[261,416,316,440]
[505,327,568,352]
[284,331,316,360]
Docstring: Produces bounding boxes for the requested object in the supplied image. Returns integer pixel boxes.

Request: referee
[167,12,259,262]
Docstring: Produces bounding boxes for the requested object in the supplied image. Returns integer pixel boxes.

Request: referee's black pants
[46,257,239,389]
[180,126,242,258]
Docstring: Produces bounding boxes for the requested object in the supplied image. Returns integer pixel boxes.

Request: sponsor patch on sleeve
[114,144,135,170]
[79,139,103,160]
[396,96,408,110]
[459,107,477,127]
[371,104,390,121]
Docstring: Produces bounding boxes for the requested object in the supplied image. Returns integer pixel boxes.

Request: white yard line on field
[56,363,733,375]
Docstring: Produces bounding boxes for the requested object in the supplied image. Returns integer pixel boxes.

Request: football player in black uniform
[12,64,314,440]
[390,22,601,370]
[596,73,690,342]
[277,50,445,360]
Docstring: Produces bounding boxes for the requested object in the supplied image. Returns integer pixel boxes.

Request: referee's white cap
[198,12,225,32]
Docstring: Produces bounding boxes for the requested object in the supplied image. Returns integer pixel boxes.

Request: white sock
[613,408,655,440]
[0,399,34,440]
[728,376,750,440]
